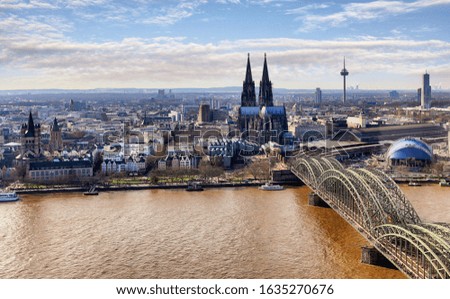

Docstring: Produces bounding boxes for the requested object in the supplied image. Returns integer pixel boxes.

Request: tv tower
[340,57,349,104]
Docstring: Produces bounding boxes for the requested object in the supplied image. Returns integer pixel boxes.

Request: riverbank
[12,181,303,194]
[10,177,448,194]
[9,169,304,194]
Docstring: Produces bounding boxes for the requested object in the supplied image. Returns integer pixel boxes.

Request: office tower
[198,104,211,123]
[421,72,431,109]
[315,88,322,107]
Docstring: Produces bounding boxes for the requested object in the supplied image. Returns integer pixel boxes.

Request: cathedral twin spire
[259,53,273,107]
[241,53,256,107]
[241,53,273,107]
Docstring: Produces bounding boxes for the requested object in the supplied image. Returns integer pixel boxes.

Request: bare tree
[246,159,270,181]
[145,155,160,173]
[199,161,224,183]
[14,164,28,181]
[233,168,246,183]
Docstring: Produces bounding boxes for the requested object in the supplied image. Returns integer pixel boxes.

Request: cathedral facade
[238,54,288,144]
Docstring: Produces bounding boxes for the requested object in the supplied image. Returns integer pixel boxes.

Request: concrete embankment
[12,182,266,194]
[13,170,304,194]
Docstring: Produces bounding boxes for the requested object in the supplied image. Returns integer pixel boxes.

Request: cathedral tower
[259,53,274,107]
[241,53,257,107]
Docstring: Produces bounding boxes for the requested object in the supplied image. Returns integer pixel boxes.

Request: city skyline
[1,0,450,90]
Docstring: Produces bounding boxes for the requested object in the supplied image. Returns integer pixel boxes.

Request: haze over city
[1,0,450,90]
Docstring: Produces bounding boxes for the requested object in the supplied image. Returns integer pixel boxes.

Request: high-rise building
[421,72,431,110]
[389,90,399,99]
[448,130,450,156]
[198,104,211,123]
[315,88,322,107]
[157,89,165,99]
[340,57,349,104]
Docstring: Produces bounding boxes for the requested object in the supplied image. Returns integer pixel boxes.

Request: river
[0,185,448,278]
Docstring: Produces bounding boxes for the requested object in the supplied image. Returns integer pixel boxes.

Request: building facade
[20,112,42,159]
[237,54,288,144]
[315,88,322,107]
[386,138,433,168]
[198,104,211,123]
[28,160,93,181]
[421,72,431,110]
[50,117,63,152]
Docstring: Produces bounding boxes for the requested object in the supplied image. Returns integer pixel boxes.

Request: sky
[1,0,450,90]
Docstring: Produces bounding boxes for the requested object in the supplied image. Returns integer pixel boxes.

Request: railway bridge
[288,155,450,279]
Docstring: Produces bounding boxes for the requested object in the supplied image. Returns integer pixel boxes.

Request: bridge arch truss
[288,155,450,279]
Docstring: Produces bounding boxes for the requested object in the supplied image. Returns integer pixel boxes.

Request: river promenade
[10,181,266,194]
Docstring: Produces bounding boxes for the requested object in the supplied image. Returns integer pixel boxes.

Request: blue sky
[1,0,450,90]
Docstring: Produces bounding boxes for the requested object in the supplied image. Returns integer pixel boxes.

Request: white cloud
[291,0,450,31]
[216,0,241,4]
[60,0,109,8]
[1,1,450,89]
[0,0,57,9]
[2,25,450,89]
[143,1,208,25]
[286,3,329,14]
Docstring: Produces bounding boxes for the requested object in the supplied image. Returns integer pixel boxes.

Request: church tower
[241,53,256,106]
[259,53,274,107]
[50,117,63,152]
[20,111,41,158]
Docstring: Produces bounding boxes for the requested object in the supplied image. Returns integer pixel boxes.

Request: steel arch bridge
[289,155,450,279]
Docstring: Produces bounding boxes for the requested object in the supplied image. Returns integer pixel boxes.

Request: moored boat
[84,185,99,196]
[439,179,450,187]
[408,181,421,187]
[186,182,204,192]
[259,182,284,191]
[0,191,20,202]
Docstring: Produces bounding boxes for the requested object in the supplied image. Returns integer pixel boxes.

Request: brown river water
[0,185,448,278]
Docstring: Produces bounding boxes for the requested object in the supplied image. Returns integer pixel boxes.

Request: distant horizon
[2,86,450,96]
[1,1,450,90]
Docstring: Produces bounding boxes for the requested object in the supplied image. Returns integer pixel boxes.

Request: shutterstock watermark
[100,122,353,159]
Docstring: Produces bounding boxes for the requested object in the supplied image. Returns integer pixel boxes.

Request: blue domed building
[386,138,433,167]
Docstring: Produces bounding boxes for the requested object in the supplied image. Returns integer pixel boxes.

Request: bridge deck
[288,156,450,279]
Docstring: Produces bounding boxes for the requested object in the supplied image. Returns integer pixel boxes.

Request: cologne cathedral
[238,54,289,144]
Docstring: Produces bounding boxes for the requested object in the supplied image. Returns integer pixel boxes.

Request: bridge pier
[361,246,396,269]
[308,193,329,208]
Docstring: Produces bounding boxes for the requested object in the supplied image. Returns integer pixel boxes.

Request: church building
[50,117,63,152]
[238,54,289,144]
[19,111,42,159]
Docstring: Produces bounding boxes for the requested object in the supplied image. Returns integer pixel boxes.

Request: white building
[347,112,367,129]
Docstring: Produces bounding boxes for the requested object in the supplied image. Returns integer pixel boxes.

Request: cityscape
[1,0,450,280]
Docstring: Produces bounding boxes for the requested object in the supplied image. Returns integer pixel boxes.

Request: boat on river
[84,185,99,196]
[0,191,19,202]
[439,179,450,187]
[408,181,422,187]
[259,182,284,191]
[186,182,204,192]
